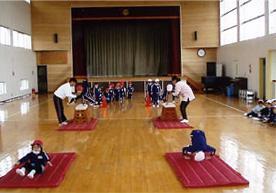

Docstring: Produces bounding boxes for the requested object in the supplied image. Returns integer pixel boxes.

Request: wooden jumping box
[160,104,178,121]
[74,109,90,123]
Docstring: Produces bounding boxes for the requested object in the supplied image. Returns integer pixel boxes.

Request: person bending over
[172,76,195,123]
[53,78,77,125]
[182,130,216,161]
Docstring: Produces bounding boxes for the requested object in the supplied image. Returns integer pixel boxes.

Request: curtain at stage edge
[85,21,170,77]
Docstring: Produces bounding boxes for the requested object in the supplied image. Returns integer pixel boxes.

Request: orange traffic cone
[145,94,151,107]
[101,96,108,108]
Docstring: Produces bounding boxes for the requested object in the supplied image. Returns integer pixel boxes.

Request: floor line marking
[201,95,246,113]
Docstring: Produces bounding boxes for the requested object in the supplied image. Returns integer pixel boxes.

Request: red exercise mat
[153,117,193,129]
[0,152,76,188]
[58,118,97,131]
[165,152,249,188]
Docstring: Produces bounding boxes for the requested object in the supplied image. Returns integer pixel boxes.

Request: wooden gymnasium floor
[0,93,275,193]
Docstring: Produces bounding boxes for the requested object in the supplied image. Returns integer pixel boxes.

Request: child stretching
[244,99,265,118]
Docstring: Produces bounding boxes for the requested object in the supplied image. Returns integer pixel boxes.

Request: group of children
[146,78,174,108]
[244,99,276,124]
[72,80,135,107]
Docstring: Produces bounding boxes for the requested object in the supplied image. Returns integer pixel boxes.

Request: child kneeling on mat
[15,140,52,179]
[182,130,216,161]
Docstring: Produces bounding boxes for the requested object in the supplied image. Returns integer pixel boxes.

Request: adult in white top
[172,76,195,123]
[53,78,77,125]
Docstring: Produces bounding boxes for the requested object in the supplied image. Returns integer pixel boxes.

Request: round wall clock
[122,9,130,16]
[197,48,206,57]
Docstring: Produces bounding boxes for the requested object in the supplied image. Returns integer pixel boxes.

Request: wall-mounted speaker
[194,31,198,41]
[53,33,58,43]
[207,62,216,76]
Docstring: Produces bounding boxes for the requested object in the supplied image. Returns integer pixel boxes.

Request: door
[37,65,48,93]
[259,58,266,100]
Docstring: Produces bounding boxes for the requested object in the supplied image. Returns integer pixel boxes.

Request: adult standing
[172,76,195,123]
[53,78,77,125]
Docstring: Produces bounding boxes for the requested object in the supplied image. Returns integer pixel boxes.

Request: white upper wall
[0,1,31,34]
[0,0,37,101]
[217,33,276,98]
[218,0,276,98]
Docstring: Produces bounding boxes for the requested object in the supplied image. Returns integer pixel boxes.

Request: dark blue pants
[182,145,216,154]
[53,95,67,123]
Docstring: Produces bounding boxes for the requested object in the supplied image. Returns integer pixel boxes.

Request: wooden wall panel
[71,1,180,7]
[46,65,72,92]
[37,51,68,65]
[181,1,219,48]
[31,1,71,51]
[182,48,217,81]
[31,1,219,91]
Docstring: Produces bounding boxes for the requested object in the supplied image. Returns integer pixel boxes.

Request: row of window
[0,80,29,95]
[220,0,276,46]
[0,26,31,49]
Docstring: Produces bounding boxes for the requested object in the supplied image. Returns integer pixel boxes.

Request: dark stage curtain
[85,20,170,77]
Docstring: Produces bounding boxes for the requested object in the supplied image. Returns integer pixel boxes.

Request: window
[20,80,29,91]
[220,0,238,46]
[0,82,7,95]
[240,16,265,41]
[0,26,11,46]
[220,9,238,31]
[1,27,31,49]
[221,27,238,45]
[13,31,19,47]
[220,0,237,16]
[239,0,265,23]
[12,31,31,49]
[25,35,31,49]
[269,0,276,34]
[239,0,265,40]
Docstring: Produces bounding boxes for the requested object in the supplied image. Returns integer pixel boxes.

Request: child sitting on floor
[244,99,265,118]
[16,140,52,179]
[258,101,273,122]
[267,106,276,124]
[182,130,216,161]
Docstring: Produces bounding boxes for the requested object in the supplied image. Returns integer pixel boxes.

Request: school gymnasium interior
[0,0,276,193]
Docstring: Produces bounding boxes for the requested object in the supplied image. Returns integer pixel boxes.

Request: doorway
[259,58,266,100]
[37,65,48,93]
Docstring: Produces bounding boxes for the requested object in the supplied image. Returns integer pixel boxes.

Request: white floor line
[190,115,242,118]
[201,95,246,113]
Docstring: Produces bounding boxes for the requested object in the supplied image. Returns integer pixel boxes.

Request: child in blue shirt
[146,79,153,99]
[244,99,265,118]
[114,83,122,102]
[93,83,102,106]
[151,79,161,107]
[127,82,134,99]
[182,130,216,156]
